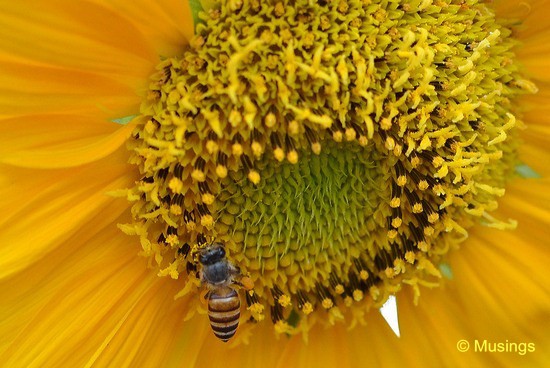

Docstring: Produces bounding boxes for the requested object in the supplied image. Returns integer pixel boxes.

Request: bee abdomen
[208,289,241,342]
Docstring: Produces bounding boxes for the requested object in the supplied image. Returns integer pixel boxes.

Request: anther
[196,233,207,246]
[270,132,285,162]
[353,258,369,281]
[285,135,299,164]
[272,286,292,307]
[157,233,166,245]
[157,167,169,181]
[197,203,212,221]
[345,126,357,141]
[351,122,368,146]
[177,242,191,257]
[251,129,264,158]
[173,163,184,179]
[191,158,207,182]
[156,64,172,85]
[444,138,459,152]
[330,123,344,142]
[171,192,184,207]
[186,261,197,275]
[315,284,334,309]
[229,109,243,127]
[271,285,283,300]
[304,125,321,155]
[374,249,393,272]
[183,209,197,231]
[297,290,314,315]
[422,200,440,223]
[390,180,402,208]
[418,150,443,168]
[206,131,219,154]
[245,290,259,307]
[409,153,421,168]
[198,182,215,205]
[409,225,427,251]
[161,194,171,205]
[391,207,403,228]
[404,189,423,213]
[165,226,179,246]
[329,273,345,295]
[168,177,184,194]
[241,155,261,184]
[264,111,277,128]
[287,118,300,135]
[389,241,405,260]
[216,152,228,178]
[385,136,396,151]
[394,161,407,187]
[408,169,428,190]
[270,303,285,324]
[232,133,244,156]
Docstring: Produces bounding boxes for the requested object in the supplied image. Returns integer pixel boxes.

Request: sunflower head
[121,0,536,340]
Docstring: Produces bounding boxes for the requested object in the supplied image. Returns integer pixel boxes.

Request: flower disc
[123,0,535,336]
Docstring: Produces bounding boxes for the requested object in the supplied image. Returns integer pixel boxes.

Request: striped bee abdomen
[207,288,241,342]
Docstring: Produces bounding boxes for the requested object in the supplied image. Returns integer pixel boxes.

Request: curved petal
[0,225,152,367]
[495,0,550,39]
[82,280,204,368]
[513,0,550,83]
[0,147,137,280]
[0,0,159,118]
[518,44,550,84]
[0,58,145,119]
[0,115,138,168]
[93,0,195,58]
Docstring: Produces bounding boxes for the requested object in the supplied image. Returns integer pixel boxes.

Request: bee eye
[218,247,226,258]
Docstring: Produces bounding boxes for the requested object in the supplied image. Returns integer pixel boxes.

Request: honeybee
[198,242,252,342]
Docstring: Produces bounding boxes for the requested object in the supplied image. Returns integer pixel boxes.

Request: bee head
[199,243,226,265]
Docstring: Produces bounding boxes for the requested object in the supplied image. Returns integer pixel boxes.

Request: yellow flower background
[0,0,548,367]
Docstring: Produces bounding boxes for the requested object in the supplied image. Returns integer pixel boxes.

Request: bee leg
[240,276,254,291]
[232,276,254,291]
[200,289,210,305]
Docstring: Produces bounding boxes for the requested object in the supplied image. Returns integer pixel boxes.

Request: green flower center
[122,0,535,339]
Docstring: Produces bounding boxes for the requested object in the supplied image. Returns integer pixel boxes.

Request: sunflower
[0,0,548,366]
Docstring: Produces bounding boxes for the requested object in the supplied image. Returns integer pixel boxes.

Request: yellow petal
[0,226,153,367]
[84,278,202,368]
[93,0,195,58]
[0,0,160,118]
[0,58,144,119]
[0,116,137,168]
[0,150,136,280]
[520,125,550,177]
[0,114,135,167]
[518,33,550,83]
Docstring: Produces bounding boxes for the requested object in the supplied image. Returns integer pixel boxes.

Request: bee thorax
[202,261,233,285]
